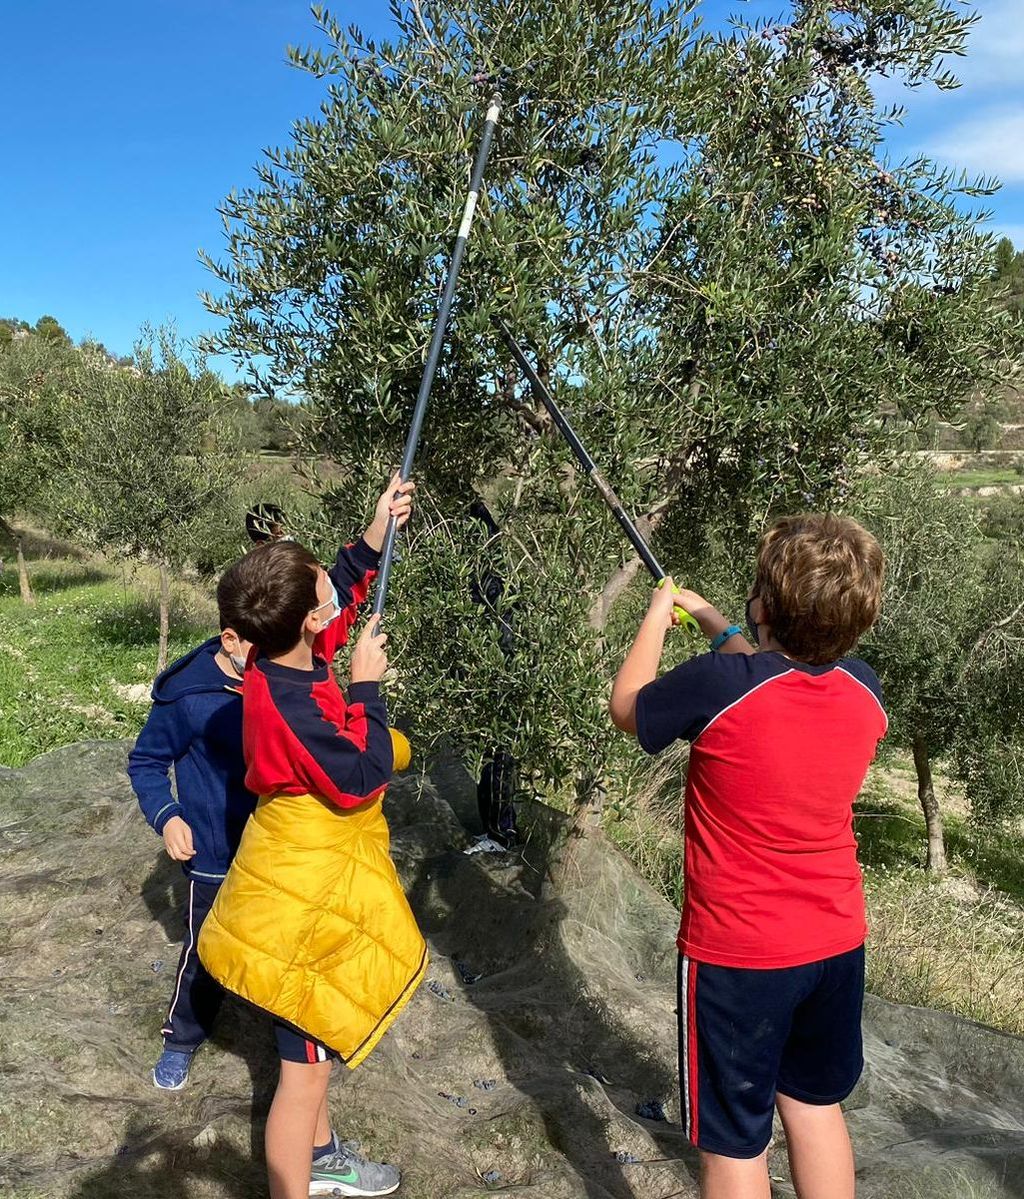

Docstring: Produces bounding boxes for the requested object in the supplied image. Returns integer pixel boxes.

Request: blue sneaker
[152,1047,193,1090]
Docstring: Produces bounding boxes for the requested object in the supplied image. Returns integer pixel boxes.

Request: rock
[1,740,1023,1197]
[112,682,154,706]
[635,1100,667,1122]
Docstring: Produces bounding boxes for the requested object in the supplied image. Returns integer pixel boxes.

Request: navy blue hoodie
[128,638,256,882]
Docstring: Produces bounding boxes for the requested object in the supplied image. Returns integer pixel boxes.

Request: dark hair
[217,541,320,656]
[754,513,884,665]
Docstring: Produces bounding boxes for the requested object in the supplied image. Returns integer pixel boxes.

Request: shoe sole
[151,1069,188,1092]
[308,1181,399,1197]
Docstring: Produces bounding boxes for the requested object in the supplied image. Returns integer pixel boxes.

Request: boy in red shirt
[610,514,886,1199]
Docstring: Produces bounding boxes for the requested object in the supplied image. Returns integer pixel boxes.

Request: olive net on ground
[2,741,1023,1199]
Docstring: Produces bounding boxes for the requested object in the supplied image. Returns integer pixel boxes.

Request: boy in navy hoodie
[129,477,408,1092]
[129,619,256,1088]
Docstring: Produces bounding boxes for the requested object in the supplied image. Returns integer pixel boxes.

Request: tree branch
[962,596,1024,670]
[587,504,671,631]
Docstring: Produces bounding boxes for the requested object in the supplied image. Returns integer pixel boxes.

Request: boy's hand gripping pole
[493,318,700,633]
[370,95,502,629]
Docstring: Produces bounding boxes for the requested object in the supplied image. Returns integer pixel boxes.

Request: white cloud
[926,106,1024,182]
[873,0,1024,108]
[952,0,1024,92]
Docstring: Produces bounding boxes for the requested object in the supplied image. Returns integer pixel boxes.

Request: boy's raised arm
[610,581,678,735]
[271,616,395,808]
[320,537,381,656]
[611,580,754,751]
[317,474,415,661]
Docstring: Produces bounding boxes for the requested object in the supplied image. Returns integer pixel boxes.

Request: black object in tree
[245,502,288,543]
[493,318,699,632]
[469,499,519,848]
[370,95,503,626]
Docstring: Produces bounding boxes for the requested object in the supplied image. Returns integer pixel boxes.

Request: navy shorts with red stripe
[677,945,865,1158]
[273,1018,339,1064]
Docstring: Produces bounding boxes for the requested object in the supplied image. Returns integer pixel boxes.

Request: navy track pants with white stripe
[162,879,225,1051]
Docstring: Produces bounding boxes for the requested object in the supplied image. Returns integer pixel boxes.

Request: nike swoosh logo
[321,1169,359,1184]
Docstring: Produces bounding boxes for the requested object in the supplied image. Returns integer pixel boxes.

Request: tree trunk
[588,507,670,631]
[157,564,170,675]
[16,537,34,605]
[1,516,35,604]
[912,734,947,874]
[549,772,606,887]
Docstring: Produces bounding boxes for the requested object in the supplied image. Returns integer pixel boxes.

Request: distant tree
[953,538,1024,821]
[964,409,1002,452]
[215,379,265,453]
[79,336,116,364]
[857,469,1024,871]
[989,237,1024,315]
[33,315,71,347]
[993,236,1016,280]
[0,318,31,350]
[0,334,74,601]
[254,395,302,454]
[51,328,242,672]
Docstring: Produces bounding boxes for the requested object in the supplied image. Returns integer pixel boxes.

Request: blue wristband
[710,625,742,652]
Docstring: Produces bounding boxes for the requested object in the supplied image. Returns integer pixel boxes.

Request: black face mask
[745,597,760,647]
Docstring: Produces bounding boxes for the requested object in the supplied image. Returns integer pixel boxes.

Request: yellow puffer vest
[197,789,427,1068]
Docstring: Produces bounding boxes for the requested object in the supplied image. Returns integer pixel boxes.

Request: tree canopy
[199,0,1023,793]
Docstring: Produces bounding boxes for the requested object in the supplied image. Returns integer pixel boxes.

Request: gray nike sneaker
[309,1141,401,1197]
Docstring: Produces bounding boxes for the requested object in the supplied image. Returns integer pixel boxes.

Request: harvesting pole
[494,317,700,633]
[371,94,503,623]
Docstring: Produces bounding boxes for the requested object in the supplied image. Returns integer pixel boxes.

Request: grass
[0,546,216,768]
[938,467,1024,489]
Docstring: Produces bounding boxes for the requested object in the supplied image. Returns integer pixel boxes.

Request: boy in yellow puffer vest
[198,476,425,1199]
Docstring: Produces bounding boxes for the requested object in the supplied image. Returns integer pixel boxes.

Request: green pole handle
[656,578,701,634]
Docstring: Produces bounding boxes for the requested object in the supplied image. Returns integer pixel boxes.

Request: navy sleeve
[839,658,885,707]
[327,537,380,609]
[127,699,192,834]
[635,655,721,753]
[267,674,394,808]
[838,657,888,731]
[635,653,779,754]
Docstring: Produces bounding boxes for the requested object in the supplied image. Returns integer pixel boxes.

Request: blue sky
[1,1,1020,380]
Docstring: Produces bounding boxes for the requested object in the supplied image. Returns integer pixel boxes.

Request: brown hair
[217,541,320,657]
[753,514,883,665]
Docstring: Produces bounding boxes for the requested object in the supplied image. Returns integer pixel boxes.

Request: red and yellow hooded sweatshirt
[197,538,427,1068]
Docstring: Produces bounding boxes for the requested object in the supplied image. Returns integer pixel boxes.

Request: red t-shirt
[635,652,886,969]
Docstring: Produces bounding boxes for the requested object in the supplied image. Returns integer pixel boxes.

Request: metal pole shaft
[494,318,666,577]
[495,319,699,632]
[371,95,502,621]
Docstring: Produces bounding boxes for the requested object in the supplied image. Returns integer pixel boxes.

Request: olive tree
[50,329,242,672]
[0,332,76,603]
[202,0,1019,811]
[857,469,1024,871]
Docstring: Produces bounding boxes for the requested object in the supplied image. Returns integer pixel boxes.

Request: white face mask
[228,652,248,676]
[311,580,341,629]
